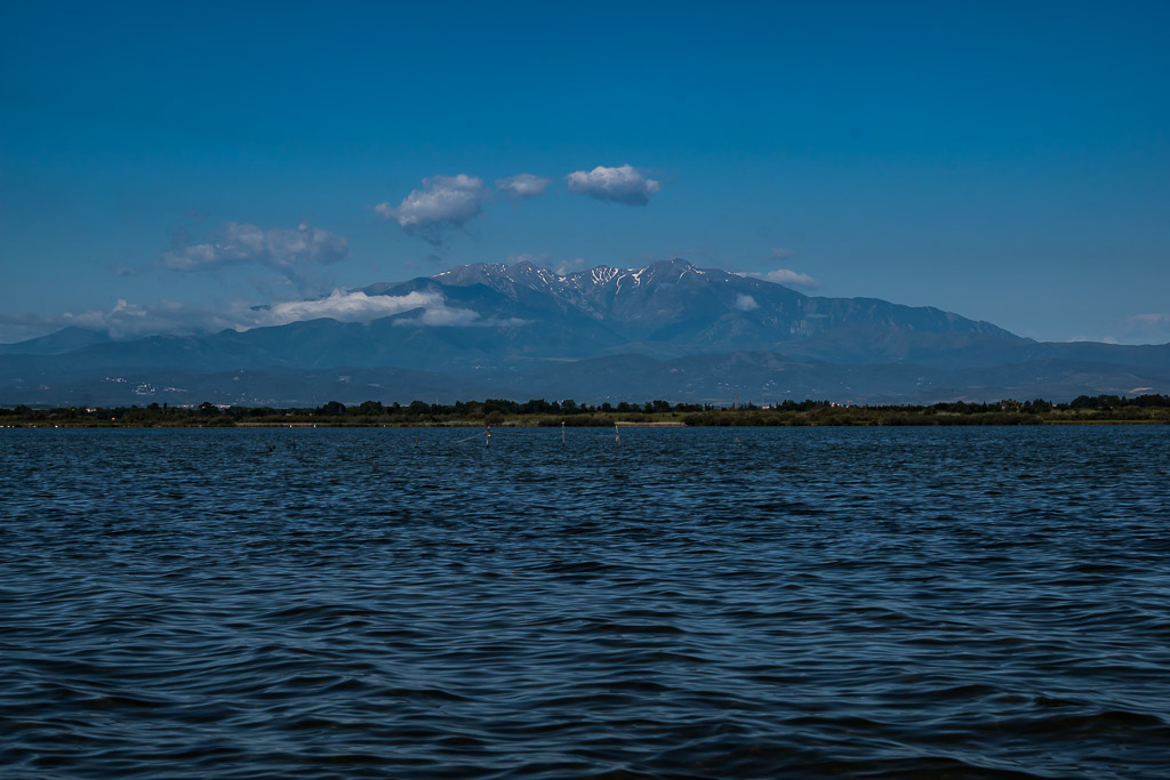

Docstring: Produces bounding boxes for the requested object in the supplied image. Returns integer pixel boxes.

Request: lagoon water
[2,426,1170,778]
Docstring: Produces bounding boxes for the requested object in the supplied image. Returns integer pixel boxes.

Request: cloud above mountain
[376,174,486,244]
[161,222,348,274]
[372,166,660,248]
[736,267,820,290]
[760,268,819,289]
[566,164,661,205]
[496,173,550,199]
[552,257,588,275]
[1119,313,1170,344]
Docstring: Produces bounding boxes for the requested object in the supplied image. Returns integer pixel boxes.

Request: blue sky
[2,1,1168,343]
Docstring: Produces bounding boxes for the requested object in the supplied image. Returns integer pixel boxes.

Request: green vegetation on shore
[2,394,1168,427]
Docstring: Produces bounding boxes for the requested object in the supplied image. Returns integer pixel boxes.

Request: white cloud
[162,222,348,273]
[734,294,759,311]
[1119,313,1170,344]
[553,257,587,275]
[375,174,486,244]
[505,253,551,266]
[496,173,551,199]
[1130,313,1170,327]
[762,268,819,289]
[2,289,510,342]
[237,290,493,330]
[260,290,451,326]
[58,299,245,340]
[266,289,524,329]
[392,305,481,327]
[736,268,821,290]
[0,303,199,342]
[503,254,587,276]
[565,164,661,205]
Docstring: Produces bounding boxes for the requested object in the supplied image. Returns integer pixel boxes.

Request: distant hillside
[2,259,1167,406]
[0,326,110,356]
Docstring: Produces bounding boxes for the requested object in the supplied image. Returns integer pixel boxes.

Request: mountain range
[3,259,1168,406]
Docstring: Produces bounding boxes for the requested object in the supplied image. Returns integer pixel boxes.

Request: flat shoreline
[5,395,1167,428]
[3,418,1167,429]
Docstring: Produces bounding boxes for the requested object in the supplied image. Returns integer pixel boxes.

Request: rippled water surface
[3,426,1170,778]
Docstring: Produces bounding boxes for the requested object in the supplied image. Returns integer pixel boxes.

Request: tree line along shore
[2,394,1168,427]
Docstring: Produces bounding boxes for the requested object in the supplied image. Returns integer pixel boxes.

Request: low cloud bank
[1,290,512,343]
[262,290,449,326]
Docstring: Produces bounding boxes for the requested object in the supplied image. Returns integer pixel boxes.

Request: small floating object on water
[485,425,492,448]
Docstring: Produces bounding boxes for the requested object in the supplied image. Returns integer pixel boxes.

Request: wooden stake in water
[561,420,565,445]
[485,425,491,449]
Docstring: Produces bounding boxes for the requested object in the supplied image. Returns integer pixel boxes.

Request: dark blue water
[3,426,1170,779]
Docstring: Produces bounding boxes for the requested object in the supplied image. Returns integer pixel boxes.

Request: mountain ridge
[2,258,1166,405]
